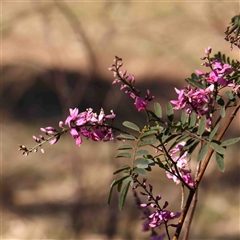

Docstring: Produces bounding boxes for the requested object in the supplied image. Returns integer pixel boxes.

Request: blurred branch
[1,3,54,37]
[55,1,97,76]
[31,2,91,116]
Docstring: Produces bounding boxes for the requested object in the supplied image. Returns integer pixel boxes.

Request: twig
[172,101,240,240]
[182,160,201,240]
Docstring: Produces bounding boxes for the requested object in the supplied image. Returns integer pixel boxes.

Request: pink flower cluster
[166,142,195,187]
[134,178,180,233]
[197,59,233,87]
[65,108,116,147]
[170,84,214,116]
[40,126,60,145]
[18,107,116,156]
[109,56,154,112]
[171,47,235,121]
[141,200,180,229]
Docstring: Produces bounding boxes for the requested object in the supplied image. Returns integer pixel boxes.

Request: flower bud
[40,128,47,133]
[59,121,64,128]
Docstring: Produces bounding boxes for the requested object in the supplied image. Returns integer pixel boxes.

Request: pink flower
[135,97,147,111]
[166,142,195,187]
[171,85,214,117]
[64,108,115,147]
[206,70,227,86]
[65,108,79,126]
[195,69,207,76]
[205,46,212,55]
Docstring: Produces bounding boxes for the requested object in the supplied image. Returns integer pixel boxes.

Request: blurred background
[2,1,240,239]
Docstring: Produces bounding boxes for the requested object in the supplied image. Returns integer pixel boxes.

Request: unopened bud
[40,128,47,133]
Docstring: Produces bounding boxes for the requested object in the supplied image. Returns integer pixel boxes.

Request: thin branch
[172,101,240,240]
[182,160,201,240]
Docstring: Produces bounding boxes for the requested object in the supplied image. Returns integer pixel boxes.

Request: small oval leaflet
[221,137,240,147]
[123,121,140,132]
[198,116,206,136]
[139,139,159,147]
[166,102,174,121]
[117,144,134,150]
[189,112,197,128]
[113,165,131,175]
[136,149,150,156]
[154,102,162,118]
[140,130,158,139]
[220,107,226,118]
[116,134,136,141]
[133,168,146,175]
[215,152,225,172]
[108,175,131,205]
[119,177,132,210]
[197,144,209,162]
[181,109,187,124]
[209,124,219,141]
[134,158,154,169]
[185,77,204,89]
[209,142,226,155]
[226,90,234,100]
[116,152,132,158]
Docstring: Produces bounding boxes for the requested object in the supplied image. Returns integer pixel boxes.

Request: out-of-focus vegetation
[2,1,239,239]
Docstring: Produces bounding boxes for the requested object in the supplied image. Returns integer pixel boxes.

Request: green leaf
[117,144,133,150]
[123,121,140,132]
[113,165,131,175]
[181,138,196,153]
[191,73,199,80]
[175,134,190,145]
[139,139,159,147]
[133,168,146,175]
[220,107,225,118]
[116,152,132,158]
[221,137,240,147]
[215,152,225,172]
[209,142,226,155]
[150,126,163,131]
[228,21,238,35]
[166,102,174,121]
[161,127,170,143]
[216,95,225,106]
[136,149,150,156]
[117,181,122,192]
[119,178,132,210]
[187,139,200,155]
[154,102,162,118]
[134,158,154,169]
[162,134,178,144]
[198,116,206,136]
[185,78,204,89]
[140,130,158,139]
[181,109,187,124]
[197,144,208,162]
[226,91,234,100]
[189,112,197,128]
[108,175,131,205]
[209,124,219,141]
[116,134,136,140]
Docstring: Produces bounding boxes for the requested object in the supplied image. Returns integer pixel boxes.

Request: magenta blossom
[170,84,214,117]
[65,108,115,147]
[166,142,195,187]
[109,57,154,112]
[135,97,147,111]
